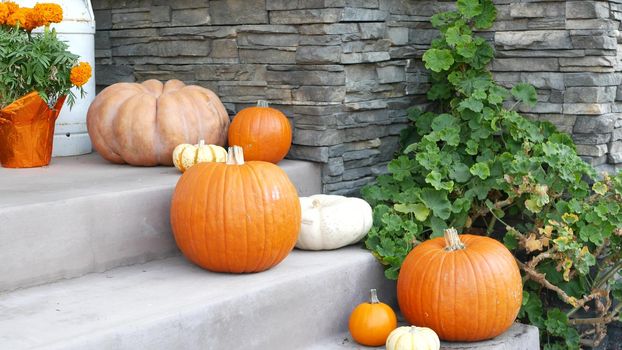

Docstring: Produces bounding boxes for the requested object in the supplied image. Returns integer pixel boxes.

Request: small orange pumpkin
[397,228,522,342]
[227,100,292,164]
[349,289,397,346]
[170,146,301,273]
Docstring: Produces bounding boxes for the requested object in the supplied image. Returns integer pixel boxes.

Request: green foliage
[0,26,81,108]
[361,1,622,347]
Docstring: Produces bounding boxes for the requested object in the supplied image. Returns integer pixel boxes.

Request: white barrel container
[17,0,96,156]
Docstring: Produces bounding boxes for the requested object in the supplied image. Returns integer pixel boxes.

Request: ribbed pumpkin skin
[170,160,301,273]
[349,298,397,346]
[397,234,522,342]
[87,79,229,166]
[228,105,292,164]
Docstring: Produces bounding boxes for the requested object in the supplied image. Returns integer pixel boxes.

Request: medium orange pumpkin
[227,100,292,164]
[87,79,229,166]
[349,289,397,346]
[397,228,522,342]
[170,146,301,273]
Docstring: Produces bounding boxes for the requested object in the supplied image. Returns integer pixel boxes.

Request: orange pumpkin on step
[397,228,522,342]
[228,100,292,164]
[349,288,397,346]
[170,146,301,273]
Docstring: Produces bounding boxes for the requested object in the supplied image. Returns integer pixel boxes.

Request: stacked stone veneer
[94,0,622,195]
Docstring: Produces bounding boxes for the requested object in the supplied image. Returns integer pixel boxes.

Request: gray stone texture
[95,0,622,195]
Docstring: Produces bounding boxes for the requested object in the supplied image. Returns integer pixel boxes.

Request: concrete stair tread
[0,246,395,350]
[0,152,321,292]
[306,323,540,350]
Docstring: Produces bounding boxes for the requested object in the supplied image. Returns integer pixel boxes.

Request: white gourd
[172,139,227,172]
[386,326,440,350]
[295,194,373,250]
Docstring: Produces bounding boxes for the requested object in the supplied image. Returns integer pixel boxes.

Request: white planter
[16,0,96,156]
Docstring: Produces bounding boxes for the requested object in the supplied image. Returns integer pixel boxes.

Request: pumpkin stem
[226,145,245,165]
[198,139,205,147]
[369,288,379,304]
[257,100,269,108]
[444,228,465,251]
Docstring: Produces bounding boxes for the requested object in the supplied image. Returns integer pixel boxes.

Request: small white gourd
[386,326,440,350]
[295,194,373,250]
[172,139,227,172]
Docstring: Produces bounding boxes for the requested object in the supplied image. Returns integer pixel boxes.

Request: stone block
[299,23,358,35]
[95,64,135,85]
[150,6,171,23]
[575,144,608,157]
[112,40,210,57]
[495,31,571,50]
[573,133,612,144]
[566,87,616,104]
[196,64,264,81]
[519,72,564,90]
[571,35,617,50]
[270,8,343,24]
[293,86,346,102]
[239,48,297,64]
[564,73,622,87]
[209,0,268,25]
[376,65,405,84]
[613,128,622,141]
[341,51,390,64]
[564,103,611,115]
[111,9,150,29]
[346,0,378,8]
[171,8,210,26]
[566,19,619,30]
[341,8,387,21]
[581,155,608,166]
[387,27,408,45]
[324,157,345,176]
[493,58,559,72]
[559,56,616,68]
[210,39,238,59]
[324,177,374,193]
[566,1,610,19]
[357,23,386,39]
[238,33,300,47]
[152,0,207,8]
[342,167,373,181]
[296,46,342,64]
[288,145,329,163]
[510,3,564,18]
[94,10,112,30]
[299,35,342,46]
[265,68,345,86]
[609,141,622,163]
[159,26,236,38]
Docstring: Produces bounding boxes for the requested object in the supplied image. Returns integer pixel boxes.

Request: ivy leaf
[458,97,484,112]
[457,0,483,19]
[445,26,472,47]
[449,163,472,183]
[420,188,452,220]
[466,139,479,155]
[423,49,455,73]
[473,0,497,29]
[394,203,430,222]
[387,156,415,181]
[470,162,490,180]
[593,181,608,195]
[427,82,452,101]
[456,42,477,58]
[487,85,508,105]
[470,39,494,69]
[511,83,538,107]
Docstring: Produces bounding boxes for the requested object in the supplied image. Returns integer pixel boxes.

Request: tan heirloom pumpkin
[170,146,301,273]
[386,326,440,350]
[296,195,373,250]
[397,228,522,342]
[172,140,226,172]
[87,79,229,166]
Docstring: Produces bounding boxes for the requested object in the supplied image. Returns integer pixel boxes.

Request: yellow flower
[70,62,92,87]
[33,3,63,27]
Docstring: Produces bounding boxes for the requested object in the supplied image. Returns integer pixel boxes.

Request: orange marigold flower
[6,7,33,30]
[5,1,18,15]
[33,3,63,26]
[0,4,9,25]
[70,62,92,87]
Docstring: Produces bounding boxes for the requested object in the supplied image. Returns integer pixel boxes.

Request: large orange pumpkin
[227,100,292,164]
[87,79,229,166]
[170,146,301,273]
[397,228,522,342]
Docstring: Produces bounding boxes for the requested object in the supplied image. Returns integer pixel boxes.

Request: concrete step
[0,153,321,292]
[0,246,395,350]
[305,323,540,350]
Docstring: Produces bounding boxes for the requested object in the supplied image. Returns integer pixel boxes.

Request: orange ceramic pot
[0,92,65,168]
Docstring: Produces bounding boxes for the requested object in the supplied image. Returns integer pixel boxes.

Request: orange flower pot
[0,92,65,168]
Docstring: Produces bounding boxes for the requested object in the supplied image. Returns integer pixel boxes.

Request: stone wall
[94,0,622,195]
[94,0,418,195]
